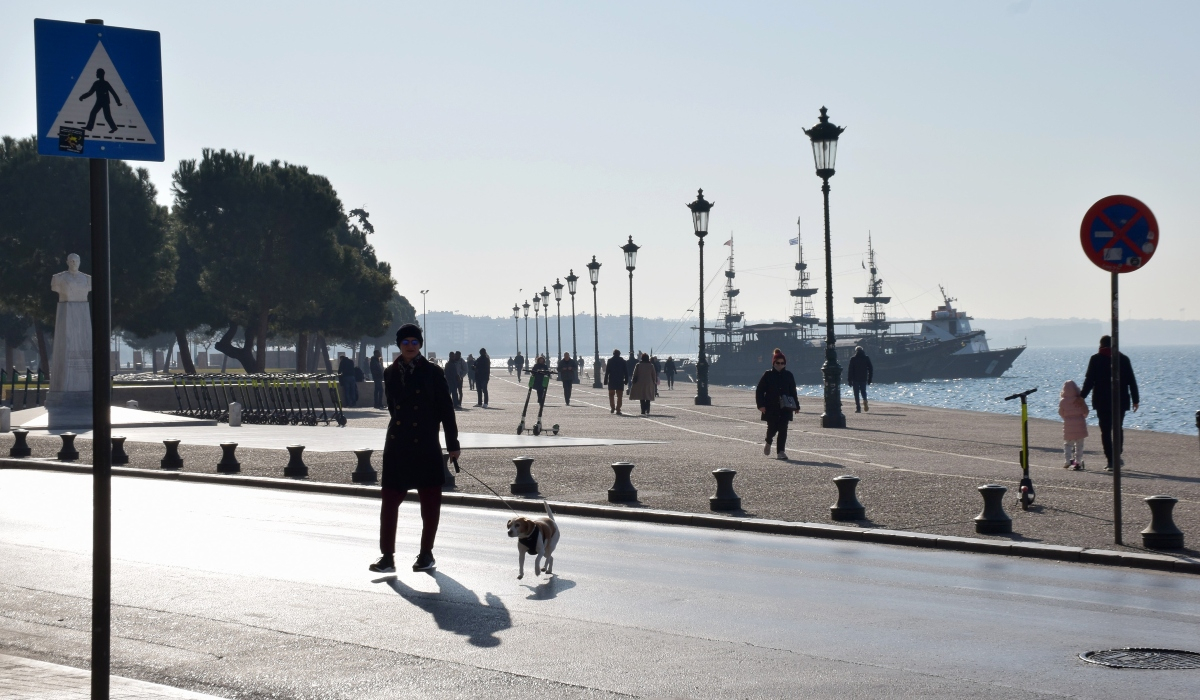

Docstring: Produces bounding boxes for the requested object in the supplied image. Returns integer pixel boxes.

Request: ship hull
[924,346,1025,379]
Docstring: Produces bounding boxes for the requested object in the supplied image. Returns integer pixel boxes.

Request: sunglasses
[773,360,786,366]
[399,339,421,347]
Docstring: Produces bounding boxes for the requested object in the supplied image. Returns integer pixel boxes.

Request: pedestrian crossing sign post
[35,18,164,162]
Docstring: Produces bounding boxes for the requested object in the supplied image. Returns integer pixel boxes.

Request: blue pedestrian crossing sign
[35,19,164,161]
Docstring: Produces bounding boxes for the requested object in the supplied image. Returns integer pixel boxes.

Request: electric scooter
[1004,387,1038,510]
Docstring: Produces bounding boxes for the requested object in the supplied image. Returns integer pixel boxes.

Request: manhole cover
[1080,649,1200,669]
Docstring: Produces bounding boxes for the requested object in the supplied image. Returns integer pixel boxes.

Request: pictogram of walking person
[79,68,122,134]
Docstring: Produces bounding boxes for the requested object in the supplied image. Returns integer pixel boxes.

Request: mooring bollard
[1141,495,1184,549]
[830,475,866,521]
[710,468,741,511]
[9,428,31,457]
[125,400,139,410]
[284,444,308,478]
[229,401,243,427]
[0,405,10,433]
[111,436,129,466]
[974,484,1012,534]
[352,448,376,484]
[57,432,79,462]
[441,451,457,491]
[608,462,637,502]
[511,455,538,495]
[217,442,241,474]
[1195,410,1199,454]
[160,439,183,470]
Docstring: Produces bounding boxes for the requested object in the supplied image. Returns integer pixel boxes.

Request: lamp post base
[592,356,603,389]
[694,358,711,405]
[820,354,846,429]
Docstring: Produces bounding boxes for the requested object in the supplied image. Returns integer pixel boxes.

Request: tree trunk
[175,329,197,374]
[5,343,13,374]
[296,332,308,372]
[358,339,368,367]
[214,322,257,373]
[163,343,175,373]
[152,348,160,373]
[255,308,269,374]
[33,319,50,374]
[318,334,333,372]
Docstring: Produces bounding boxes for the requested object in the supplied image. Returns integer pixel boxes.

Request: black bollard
[441,451,456,491]
[284,444,308,478]
[510,455,538,495]
[352,448,377,484]
[57,432,79,462]
[830,475,866,521]
[9,428,31,457]
[217,442,241,474]
[1195,410,1199,453]
[160,439,183,470]
[111,436,129,466]
[974,484,1012,534]
[608,462,637,502]
[1141,495,1184,549]
[709,468,741,511]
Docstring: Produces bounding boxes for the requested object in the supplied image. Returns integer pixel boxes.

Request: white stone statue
[46,253,93,406]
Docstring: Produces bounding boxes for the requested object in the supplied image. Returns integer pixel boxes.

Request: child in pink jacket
[1058,380,1089,470]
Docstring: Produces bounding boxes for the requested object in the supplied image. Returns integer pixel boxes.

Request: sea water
[788,345,1200,436]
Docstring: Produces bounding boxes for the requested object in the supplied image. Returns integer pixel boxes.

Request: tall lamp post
[512,304,520,358]
[565,270,579,383]
[552,279,564,361]
[522,300,530,364]
[533,294,540,359]
[803,106,847,429]
[540,287,551,360]
[420,289,430,356]
[621,236,640,359]
[588,256,602,388]
[687,189,713,405]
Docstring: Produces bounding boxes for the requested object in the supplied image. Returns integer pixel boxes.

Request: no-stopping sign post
[1079,195,1158,546]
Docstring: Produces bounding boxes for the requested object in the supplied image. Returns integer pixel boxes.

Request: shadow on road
[522,575,576,600]
[375,572,511,647]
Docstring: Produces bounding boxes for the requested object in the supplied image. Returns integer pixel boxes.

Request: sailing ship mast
[853,232,891,335]
[719,232,744,334]
[789,217,820,339]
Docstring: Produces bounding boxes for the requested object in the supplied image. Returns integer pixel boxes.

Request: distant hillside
[973,318,1200,348]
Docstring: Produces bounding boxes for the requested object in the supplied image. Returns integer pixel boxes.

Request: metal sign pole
[1110,271,1122,545]
[85,21,113,699]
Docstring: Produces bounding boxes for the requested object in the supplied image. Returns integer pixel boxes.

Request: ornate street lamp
[565,270,579,383]
[420,289,430,355]
[803,106,847,429]
[621,236,640,359]
[533,293,540,359]
[522,300,530,365]
[587,256,602,388]
[512,304,520,358]
[540,287,551,360]
[552,278,564,361]
[687,189,713,406]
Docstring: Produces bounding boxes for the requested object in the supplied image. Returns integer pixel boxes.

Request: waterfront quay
[4,376,1196,558]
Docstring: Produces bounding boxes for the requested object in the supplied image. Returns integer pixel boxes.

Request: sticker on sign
[1079,195,1158,274]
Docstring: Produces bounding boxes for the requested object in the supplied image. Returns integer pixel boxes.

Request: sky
[3,1,1198,328]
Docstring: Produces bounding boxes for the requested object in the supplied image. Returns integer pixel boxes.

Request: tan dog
[506,502,559,579]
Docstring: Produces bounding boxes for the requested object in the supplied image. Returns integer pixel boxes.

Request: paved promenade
[3,377,1197,556]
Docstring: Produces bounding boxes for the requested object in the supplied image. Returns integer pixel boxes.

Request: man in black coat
[370,324,460,573]
[847,346,873,413]
[1080,335,1139,471]
[514,351,524,381]
[369,348,385,409]
[603,349,628,415]
[474,348,491,407]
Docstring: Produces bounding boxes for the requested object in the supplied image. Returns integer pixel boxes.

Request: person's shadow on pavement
[376,572,511,647]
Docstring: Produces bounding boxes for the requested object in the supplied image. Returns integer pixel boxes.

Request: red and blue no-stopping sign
[1080,195,1158,273]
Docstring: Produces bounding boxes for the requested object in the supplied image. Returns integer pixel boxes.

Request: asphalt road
[1,470,1198,699]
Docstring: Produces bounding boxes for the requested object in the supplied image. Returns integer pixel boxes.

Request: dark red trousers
[379,487,442,555]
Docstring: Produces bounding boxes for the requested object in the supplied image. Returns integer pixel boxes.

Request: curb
[3,457,1196,575]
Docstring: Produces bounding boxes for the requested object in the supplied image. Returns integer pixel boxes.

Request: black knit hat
[396,323,423,346]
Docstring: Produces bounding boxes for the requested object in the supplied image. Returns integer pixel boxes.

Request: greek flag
[788,237,799,245]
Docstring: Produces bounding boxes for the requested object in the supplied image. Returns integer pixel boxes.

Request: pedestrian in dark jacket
[664,357,677,389]
[756,348,800,460]
[466,353,476,391]
[630,353,658,414]
[514,351,524,381]
[338,354,359,407]
[474,348,491,407]
[847,346,873,413]
[603,349,628,414]
[557,352,578,405]
[507,356,514,375]
[1080,335,1139,471]
[369,323,459,574]
[369,348,385,409]
[445,351,462,409]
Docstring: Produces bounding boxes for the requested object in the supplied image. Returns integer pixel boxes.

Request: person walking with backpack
[474,348,491,407]
[756,348,800,460]
[847,346,873,413]
[1080,335,1139,471]
[369,323,459,574]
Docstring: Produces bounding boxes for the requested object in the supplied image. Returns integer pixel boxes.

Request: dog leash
[451,457,522,515]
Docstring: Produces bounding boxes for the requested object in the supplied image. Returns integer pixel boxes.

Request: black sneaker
[369,555,395,573]
[412,551,436,572]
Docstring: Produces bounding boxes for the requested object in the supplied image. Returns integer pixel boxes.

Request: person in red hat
[756,348,800,460]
